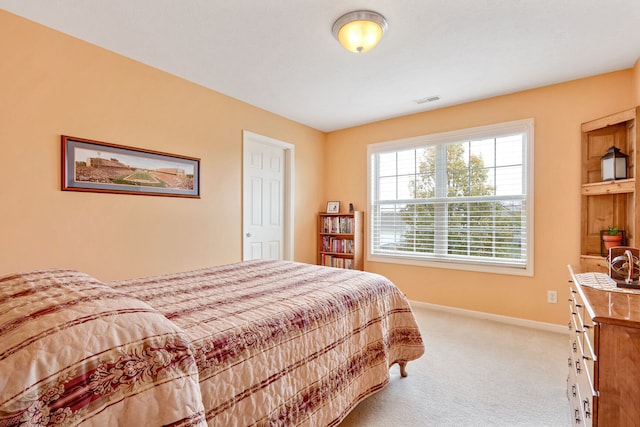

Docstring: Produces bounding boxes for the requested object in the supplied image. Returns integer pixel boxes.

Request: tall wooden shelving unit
[580,107,640,272]
[317,211,364,270]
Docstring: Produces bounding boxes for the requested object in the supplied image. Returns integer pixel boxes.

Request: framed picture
[326,201,340,213]
[62,135,200,198]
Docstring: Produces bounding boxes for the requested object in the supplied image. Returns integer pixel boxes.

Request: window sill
[367,253,533,277]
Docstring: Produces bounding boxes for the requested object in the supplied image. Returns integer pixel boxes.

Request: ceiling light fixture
[332,10,388,53]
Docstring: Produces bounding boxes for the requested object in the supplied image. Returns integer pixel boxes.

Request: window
[367,119,533,276]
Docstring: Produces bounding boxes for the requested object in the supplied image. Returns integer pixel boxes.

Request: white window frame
[367,119,534,276]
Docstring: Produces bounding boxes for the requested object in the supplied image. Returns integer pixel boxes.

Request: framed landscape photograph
[62,135,200,198]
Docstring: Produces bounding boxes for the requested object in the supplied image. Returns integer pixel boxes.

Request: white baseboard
[409,300,568,334]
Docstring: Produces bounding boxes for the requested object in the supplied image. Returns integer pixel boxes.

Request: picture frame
[326,201,340,213]
[62,135,200,198]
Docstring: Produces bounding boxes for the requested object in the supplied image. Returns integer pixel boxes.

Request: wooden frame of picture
[61,135,200,198]
[326,201,340,213]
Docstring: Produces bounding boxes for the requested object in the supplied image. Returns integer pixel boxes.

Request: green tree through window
[399,142,524,260]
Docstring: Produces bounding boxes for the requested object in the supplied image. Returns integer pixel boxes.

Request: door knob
[246,232,252,237]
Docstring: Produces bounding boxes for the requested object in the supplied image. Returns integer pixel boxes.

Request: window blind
[368,119,533,275]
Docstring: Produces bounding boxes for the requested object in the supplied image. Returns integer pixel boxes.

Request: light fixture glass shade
[601,145,628,181]
[332,11,388,53]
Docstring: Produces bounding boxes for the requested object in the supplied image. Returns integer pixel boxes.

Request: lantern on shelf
[601,146,628,181]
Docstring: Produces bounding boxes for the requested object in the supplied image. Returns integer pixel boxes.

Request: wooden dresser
[567,266,640,427]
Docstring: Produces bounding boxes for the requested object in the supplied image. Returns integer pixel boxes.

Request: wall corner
[633,57,640,106]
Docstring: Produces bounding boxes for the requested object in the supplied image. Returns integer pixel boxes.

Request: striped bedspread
[1,260,424,426]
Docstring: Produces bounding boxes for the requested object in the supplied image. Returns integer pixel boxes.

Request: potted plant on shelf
[602,225,624,252]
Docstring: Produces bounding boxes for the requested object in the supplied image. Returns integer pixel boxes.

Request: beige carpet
[339,306,571,427]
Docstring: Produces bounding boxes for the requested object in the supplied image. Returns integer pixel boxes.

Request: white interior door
[243,131,294,261]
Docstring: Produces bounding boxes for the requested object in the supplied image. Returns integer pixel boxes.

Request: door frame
[242,130,295,261]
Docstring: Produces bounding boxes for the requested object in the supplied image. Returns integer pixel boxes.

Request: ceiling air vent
[414,95,441,104]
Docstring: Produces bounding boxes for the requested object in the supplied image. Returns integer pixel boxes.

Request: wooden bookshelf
[580,107,640,272]
[317,211,363,270]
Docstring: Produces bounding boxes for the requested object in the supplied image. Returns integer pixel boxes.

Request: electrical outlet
[547,290,557,304]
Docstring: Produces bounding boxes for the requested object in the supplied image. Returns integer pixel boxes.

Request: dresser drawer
[576,385,595,427]
[570,286,597,363]
[579,310,596,361]
[567,358,583,426]
[569,348,596,427]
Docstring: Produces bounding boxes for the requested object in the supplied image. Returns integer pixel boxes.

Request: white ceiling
[2,0,640,132]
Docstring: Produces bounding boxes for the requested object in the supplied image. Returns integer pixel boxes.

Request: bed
[0,259,424,426]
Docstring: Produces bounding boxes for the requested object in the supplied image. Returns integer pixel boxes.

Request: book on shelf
[321,236,354,254]
[320,254,354,269]
[321,216,354,234]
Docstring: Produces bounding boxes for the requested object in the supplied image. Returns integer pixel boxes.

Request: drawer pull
[575,408,581,423]
[583,324,591,329]
[568,357,572,368]
[576,303,583,308]
[583,355,592,361]
[583,399,591,418]
[576,360,581,374]
[572,384,577,397]
[568,321,573,331]
[572,341,578,353]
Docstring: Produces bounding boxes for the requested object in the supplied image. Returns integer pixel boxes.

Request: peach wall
[0,11,324,280]
[325,70,637,325]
